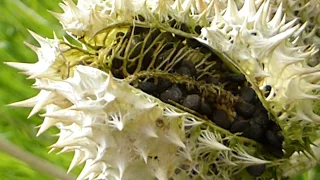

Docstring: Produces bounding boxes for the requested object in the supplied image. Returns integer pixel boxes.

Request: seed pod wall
[6,0,320,179]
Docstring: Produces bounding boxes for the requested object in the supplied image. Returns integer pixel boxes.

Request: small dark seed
[250,114,269,129]
[180,23,190,33]
[160,86,183,103]
[111,58,123,69]
[235,102,256,118]
[234,115,245,121]
[228,74,246,83]
[212,109,231,129]
[176,66,193,77]
[246,164,266,177]
[200,101,212,117]
[195,25,202,34]
[169,19,177,28]
[206,76,219,85]
[178,60,197,77]
[266,130,282,148]
[182,94,201,112]
[266,146,284,158]
[160,32,175,42]
[156,78,172,93]
[129,36,143,58]
[230,120,249,133]
[276,131,284,142]
[138,81,157,95]
[243,121,263,141]
[186,38,202,49]
[240,87,256,103]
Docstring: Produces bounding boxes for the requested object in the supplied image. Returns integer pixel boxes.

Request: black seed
[195,25,202,34]
[199,47,211,54]
[111,58,123,69]
[240,87,256,103]
[178,60,197,77]
[145,29,161,47]
[266,130,282,148]
[176,66,196,78]
[230,120,249,133]
[235,102,256,118]
[276,131,284,142]
[206,76,219,85]
[138,81,157,95]
[141,48,154,70]
[266,146,284,158]
[182,94,201,112]
[246,164,266,177]
[200,101,212,117]
[234,115,245,121]
[156,78,172,93]
[228,74,246,83]
[160,86,183,103]
[251,113,269,129]
[243,121,263,141]
[186,38,202,49]
[169,19,177,27]
[160,32,175,42]
[212,109,231,129]
[180,23,190,33]
[134,27,147,34]
[129,36,143,58]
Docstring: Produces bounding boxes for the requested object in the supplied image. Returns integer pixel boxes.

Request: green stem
[0,138,76,180]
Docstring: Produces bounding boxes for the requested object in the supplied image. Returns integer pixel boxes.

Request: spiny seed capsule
[8,0,320,180]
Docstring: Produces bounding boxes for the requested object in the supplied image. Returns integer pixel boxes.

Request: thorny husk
[5,0,320,179]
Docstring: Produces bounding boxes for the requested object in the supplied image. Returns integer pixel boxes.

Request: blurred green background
[0,0,319,179]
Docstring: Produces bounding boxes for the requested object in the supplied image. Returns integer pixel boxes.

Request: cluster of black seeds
[105,24,285,177]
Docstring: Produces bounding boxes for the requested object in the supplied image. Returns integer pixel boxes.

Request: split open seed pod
[6,0,320,179]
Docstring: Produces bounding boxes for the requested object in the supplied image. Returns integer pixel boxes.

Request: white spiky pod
[6,0,320,179]
[199,0,320,146]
